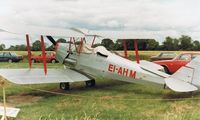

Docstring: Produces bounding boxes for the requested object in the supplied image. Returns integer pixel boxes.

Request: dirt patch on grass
[6,94,43,106]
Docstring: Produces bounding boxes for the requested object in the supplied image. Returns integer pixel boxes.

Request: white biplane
[0,24,200,93]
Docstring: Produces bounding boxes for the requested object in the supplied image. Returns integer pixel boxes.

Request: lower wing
[0,68,91,84]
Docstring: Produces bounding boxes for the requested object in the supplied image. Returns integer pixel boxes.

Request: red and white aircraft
[0,24,199,93]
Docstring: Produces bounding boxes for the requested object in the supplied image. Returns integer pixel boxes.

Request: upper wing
[0,23,158,39]
[0,24,85,38]
[88,30,158,39]
[0,68,91,84]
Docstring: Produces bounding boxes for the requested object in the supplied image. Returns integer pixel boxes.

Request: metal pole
[78,38,83,54]
[91,35,96,47]
[26,34,32,68]
[3,87,7,120]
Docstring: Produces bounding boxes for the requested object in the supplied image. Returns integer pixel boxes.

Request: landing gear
[8,59,12,63]
[85,80,96,87]
[60,82,70,90]
[163,84,167,89]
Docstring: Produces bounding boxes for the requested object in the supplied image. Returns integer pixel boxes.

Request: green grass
[1,51,200,120]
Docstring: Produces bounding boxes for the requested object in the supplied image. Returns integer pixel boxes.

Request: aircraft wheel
[31,59,35,63]
[51,59,56,64]
[8,59,12,63]
[163,84,166,89]
[86,80,96,87]
[60,82,70,90]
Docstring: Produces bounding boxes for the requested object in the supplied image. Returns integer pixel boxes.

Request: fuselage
[65,45,166,85]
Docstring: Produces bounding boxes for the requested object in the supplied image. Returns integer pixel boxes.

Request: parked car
[31,52,57,63]
[154,52,200,74]
[0,52,23,63]
[150,52,177,61]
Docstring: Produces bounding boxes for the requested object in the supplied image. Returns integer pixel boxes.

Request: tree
[173,39,180,50]
[32,40,41,51]
[101,39,114,50]
[145,39,159,50]
[0,44,5,51]
[57,38,67,43]
[7,45,15,51]
[114,39,123,50]
[179,35,193,50]
[193,40,200,50]
[163,36,179,50]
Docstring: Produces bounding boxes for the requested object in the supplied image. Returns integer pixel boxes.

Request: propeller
[46,35,69,64]
[46,36,57,45]
[70,27,102,38]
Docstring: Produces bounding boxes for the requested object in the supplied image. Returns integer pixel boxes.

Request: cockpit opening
[77,42,110,57]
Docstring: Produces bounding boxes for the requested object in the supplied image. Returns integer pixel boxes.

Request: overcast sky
[0,0,200,47]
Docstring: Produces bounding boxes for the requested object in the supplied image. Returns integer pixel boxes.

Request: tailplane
[165,56,200,92]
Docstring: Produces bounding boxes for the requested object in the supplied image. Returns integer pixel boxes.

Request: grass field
[1,51,200,120]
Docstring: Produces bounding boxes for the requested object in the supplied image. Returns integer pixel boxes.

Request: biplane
[0,24,200,93]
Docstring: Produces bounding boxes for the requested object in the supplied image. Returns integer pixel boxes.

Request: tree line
[0,35,199,51]
[0,38,66,51]
[100,35,200,51]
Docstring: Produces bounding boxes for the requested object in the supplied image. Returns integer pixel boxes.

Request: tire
[60,82,70,90]
[31,59,35,63]
[51,59,56,64]
[8,59,12,63]
[86,80,96,87]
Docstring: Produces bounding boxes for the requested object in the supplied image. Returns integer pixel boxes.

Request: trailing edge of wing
[165,77,198,92]
[0,68,91,84]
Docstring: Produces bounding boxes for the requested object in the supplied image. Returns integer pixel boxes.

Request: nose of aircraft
[55,43,70,63]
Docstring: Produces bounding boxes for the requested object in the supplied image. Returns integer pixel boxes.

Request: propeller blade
[70,27,86,35]
[46,36,56,45]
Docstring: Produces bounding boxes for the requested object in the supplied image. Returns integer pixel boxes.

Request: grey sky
[0,0,200,47]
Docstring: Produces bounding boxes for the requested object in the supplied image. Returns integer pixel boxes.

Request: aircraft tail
[165,56,200,92]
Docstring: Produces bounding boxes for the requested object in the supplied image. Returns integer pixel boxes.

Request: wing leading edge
[0,68,91,84]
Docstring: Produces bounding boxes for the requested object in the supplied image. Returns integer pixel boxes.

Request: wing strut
[123,40,128,59]
[78,38,84,54]
[73,37,78,52]
[91,35,96,47]
[134,40,140,64]
[69,37,72,52]
[40,35,47,75]
[26,34,32,68]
